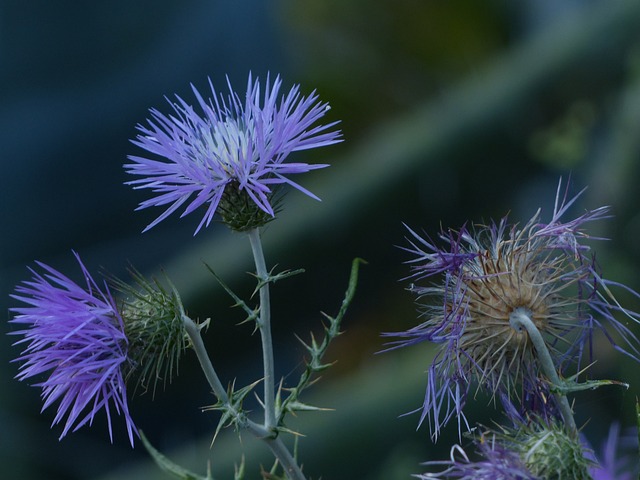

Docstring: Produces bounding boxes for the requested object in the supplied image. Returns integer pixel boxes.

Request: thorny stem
[509,307,579,437]
[183,314,306,480]
[264,437,306,480]
[248,228,277,432]
[183,314,228,403]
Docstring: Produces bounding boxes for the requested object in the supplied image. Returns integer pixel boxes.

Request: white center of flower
[208,120,252,174]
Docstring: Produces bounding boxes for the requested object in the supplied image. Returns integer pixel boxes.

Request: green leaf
[254,267,306,293]
[203,262,258,323]
[202,379,261,445]
[550,378,629,395]
[278,258,365,425]
[140,431,213,480]
[284,400,332,413]
[234,456,245,480]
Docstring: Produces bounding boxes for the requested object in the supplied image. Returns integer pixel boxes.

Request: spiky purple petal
[10,252,137,446]
[418,435,536,480]
[125,73,341,234]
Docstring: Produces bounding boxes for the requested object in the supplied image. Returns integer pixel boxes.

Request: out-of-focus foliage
[281,0,509,137]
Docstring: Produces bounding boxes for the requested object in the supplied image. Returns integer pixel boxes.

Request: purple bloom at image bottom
[586,423,639,480]
[417,435,536,480]
[126,73,342,234]
[10,252,137,446]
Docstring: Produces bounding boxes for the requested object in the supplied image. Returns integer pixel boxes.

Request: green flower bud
[113,270,190,394]
[218,181,280,232]
[509,420,594,480]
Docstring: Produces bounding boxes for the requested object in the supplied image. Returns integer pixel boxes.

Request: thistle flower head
[420,417,594,479]
[125,73,342,233]
[386,179,640,439]
[10,252,137,446]
[586,423,639,480]
[111,269,190,395]
[418,433,536,480]
[508,418,593,479]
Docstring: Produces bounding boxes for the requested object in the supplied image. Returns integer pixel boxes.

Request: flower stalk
[183,311,306,480]
[508,307,578,437]
[182,315,228,404]
[248,228,277,432]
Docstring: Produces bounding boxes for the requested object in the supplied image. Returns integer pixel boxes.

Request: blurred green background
[2,0,640,478]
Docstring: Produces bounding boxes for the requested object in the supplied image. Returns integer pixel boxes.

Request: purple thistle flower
[10,252,137,446]
[385,179,640,439]
[533,180,610,259]
[418,434,536,480]
[420,414,602,479]
[586,423,639,480]
[125,73,342,233]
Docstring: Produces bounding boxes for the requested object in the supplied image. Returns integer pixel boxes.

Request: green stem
[184,314,305,479]
[509,307,578,437]
[248,228,276,431]
[263,437,306,480]
[183,314,228,403]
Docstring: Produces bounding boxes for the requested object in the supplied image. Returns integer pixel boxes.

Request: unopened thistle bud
[508,420,593,479]
[419,420,594,479]
[217,181,280,231]
[112,270,189,394]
